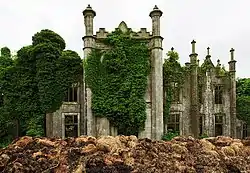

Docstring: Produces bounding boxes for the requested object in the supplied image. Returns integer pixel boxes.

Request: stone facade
[45,5,247,139]
[165,43,246,138]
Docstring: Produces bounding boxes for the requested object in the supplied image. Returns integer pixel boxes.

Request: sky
[0,0,249,78]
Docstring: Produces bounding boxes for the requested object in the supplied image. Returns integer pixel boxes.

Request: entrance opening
[65,114,78,138]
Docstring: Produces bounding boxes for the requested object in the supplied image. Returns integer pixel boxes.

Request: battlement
[94,22,152,40]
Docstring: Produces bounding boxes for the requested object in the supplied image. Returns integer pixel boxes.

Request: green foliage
[236,78,250,124]
[198,133,209,139]
[162,130,179,141]
[163,50,184,119]
[0,47,11,58]
[85,30,150,135]
[0,29,82,139]
[32,29,66,51]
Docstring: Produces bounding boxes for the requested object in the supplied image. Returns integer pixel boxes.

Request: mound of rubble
[0,135,250,173]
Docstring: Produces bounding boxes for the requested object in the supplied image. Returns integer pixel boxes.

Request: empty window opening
[64,83,78,102]
[215,114,223,136]
[167,113,180,132]
[215,85,223,104]
[199,114,204,136]
[243,123,248,138]
[65,114,79,138]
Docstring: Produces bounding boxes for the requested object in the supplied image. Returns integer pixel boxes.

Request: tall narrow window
[199,114,204,136]
[65,114,79,138]
[243,123,248,138]
[64,83,79,102]
[198,85,203,104]
[215,85,223,104]
[167,113,180,132]
[215,114,223,136]
[173,83,180,103]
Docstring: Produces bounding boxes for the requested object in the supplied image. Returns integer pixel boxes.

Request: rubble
[0,135,250,172]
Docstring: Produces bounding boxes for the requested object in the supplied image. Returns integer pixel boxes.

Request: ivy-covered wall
[84,30,150,135]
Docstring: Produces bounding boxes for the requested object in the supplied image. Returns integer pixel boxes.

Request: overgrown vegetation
[84,30,150,135]
[162,49,184,120]
[0,29,82,147]
[236,78,250,125]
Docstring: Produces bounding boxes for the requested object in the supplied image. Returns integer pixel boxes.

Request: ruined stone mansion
[46,5,248,140]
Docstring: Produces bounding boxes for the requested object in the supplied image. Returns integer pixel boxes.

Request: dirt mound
[0,136,250,173]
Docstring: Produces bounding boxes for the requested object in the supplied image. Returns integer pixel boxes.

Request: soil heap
[0,135,250,173]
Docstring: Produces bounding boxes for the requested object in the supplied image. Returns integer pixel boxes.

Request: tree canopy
[236,78,250,124]
[0,29,82,146]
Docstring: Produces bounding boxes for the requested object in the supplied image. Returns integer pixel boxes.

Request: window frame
[62,113,80,139]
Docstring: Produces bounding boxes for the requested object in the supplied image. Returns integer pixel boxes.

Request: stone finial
[191,40,196,54]
[118,21,128,33]
[207,47,210,55]
[230,48,235,61]
[154,5,159,10]
[149,5,163,17]
[217,59,221,67]
[171,47,174,51]
[83,4,96,17]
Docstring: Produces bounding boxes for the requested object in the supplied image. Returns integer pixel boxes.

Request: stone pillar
[228,48,237,138]
[82,5,96,136]
[203,70,214,137]
[149,5,164,140]
[189,40,199,138]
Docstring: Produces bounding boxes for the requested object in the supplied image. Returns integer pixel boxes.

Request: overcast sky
[0,0,249,78]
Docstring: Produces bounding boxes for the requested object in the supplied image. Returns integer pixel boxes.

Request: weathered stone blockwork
[45,5,245,139]
[165,44,244,138]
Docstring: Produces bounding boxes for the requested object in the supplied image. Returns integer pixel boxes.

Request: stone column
[82,5,96,136]
[149,5,164,140]
[189,40,199,138]
[228,48,237,138]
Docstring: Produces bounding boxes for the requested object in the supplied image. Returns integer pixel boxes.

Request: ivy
[85,30,150,135]
[163,50,184,120]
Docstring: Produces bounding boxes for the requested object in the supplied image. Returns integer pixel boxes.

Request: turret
[190,40,198,64]
[189,40,199,138]
[83,4,96,36]
[228,48,237,137]
[149,5,164,140]
[82,5,97,136]
[149,5,163,36]
[229,48,236,72]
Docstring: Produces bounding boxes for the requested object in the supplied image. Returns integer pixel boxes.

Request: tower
[228,48,237,137]
[189,40,199,138]
[149,5,164,140]
[82,5,96,135]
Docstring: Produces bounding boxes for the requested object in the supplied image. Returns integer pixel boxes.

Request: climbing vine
[163,50,184,120]
[84,30,150,135]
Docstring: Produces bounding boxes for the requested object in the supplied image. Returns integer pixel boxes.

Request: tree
[0,29,83,139]
[236,78,250,124]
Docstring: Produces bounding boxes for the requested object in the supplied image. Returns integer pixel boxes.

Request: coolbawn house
[45,5,248,139]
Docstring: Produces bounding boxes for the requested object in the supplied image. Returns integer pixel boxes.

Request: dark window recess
[173,83,180,102]
[199,114,203,136]
[167,114,180,132]
[65,114,78,138]
[243,123,248,138]
[215,114,223,136]
[215,85,223,104]
[64,84,78,102]
[198,85,203,104]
